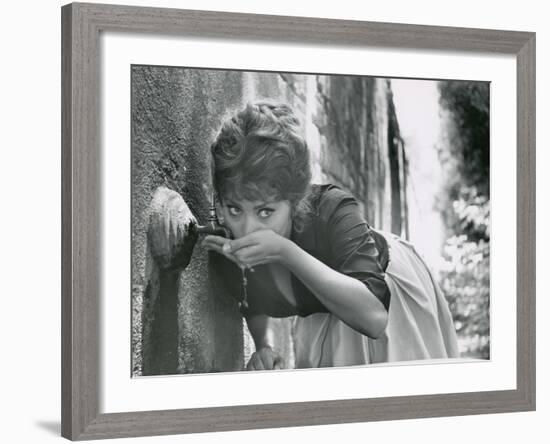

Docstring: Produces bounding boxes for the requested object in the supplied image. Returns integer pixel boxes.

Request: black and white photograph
[131,66,490,376]
[3,0,543,442]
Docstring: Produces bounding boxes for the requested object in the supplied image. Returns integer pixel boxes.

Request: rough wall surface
[132,66,247,375]
[132,67,407,375]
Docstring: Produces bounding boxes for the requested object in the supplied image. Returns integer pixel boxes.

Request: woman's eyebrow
[224,199,276,209]
[254,202,276,209]
[223,199,240,207]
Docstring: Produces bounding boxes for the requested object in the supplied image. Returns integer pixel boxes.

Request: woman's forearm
[281,240,388,338]
[245,314,274,350]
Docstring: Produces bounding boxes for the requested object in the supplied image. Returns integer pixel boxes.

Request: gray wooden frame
[61,2,536,440]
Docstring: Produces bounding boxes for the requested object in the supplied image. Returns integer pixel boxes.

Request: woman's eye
[258,209,274,218]
[228,206,241,216]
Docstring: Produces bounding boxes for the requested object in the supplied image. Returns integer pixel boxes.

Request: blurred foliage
[437,81,490,359]
[440,187,490,359]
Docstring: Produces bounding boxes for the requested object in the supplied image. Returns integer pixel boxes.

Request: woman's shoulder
[306,184,389,271]
[309,183,360,221]
[292,183,357,250]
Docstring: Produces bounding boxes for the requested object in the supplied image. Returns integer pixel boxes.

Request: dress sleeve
[322,190,391,311]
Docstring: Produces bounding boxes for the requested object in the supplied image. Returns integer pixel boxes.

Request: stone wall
[132,66,247,375]
[131,67,407,376]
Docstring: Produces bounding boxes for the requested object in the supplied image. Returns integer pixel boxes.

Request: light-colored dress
[293,230,460,367]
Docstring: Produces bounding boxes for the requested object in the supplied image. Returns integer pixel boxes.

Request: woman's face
[218,193,293,239]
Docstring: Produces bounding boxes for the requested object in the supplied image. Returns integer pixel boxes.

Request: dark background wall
[131,67,407,376]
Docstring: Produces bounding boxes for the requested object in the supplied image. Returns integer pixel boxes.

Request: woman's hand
[246,346,285,371]
[222,229,292,268]
[202,229,292,268]
[201,234,244,266]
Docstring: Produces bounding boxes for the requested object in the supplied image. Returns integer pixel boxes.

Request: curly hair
[210,101,313,232]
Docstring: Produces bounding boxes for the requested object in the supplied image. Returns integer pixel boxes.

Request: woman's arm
[245,315,285,370]
[281,240,388,339]
[246,314,273,350]
[204,223,389,339]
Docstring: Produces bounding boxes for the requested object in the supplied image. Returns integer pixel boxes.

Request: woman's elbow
[359,284,390,339]
[366,306,388,339]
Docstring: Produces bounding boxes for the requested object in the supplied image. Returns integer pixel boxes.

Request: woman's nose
[242,215,261,236]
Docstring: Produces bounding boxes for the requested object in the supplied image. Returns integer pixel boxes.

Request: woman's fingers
[203,239,260,267]
[238,252,276,268]
[202,234,272,269]
[202,235,228,248]
[224,232,260,254]
[201,240,225,255]
[202,235,233,255]
[273,356,285,370]
[233,245,276,265]
[258,348,274,369]
[233,245,262,263]
[246,353,265,371]
[202,236,248,267]
[246,347,284,371]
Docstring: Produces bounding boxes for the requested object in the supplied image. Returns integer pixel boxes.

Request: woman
[203,101,459,370]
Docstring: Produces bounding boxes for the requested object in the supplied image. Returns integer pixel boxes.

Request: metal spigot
[196,194,233,238]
